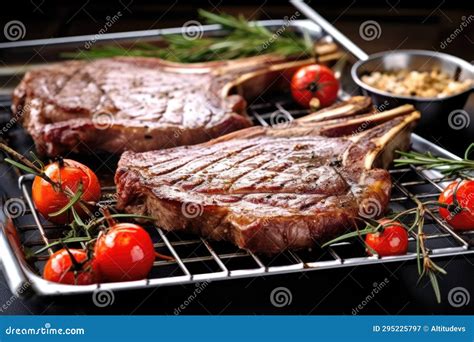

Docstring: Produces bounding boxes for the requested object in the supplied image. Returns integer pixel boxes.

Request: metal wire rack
[1,98,473,296]
[0,17,473,296]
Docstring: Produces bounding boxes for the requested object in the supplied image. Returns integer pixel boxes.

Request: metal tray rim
[0,19,324,50]
[0,19,472,298]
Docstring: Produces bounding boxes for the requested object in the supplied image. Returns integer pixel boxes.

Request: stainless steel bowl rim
[351,49,474,103]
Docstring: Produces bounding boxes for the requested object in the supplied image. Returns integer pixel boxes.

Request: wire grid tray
[0,17,472,296]
[1,98,472,296]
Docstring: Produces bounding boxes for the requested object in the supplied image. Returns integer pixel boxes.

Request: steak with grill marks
[115,98,420,254]
[12,46,340,156]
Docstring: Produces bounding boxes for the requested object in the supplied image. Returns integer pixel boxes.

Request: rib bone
[115,97,420,254]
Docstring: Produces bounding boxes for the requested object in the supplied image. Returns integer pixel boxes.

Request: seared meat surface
[115,98,420,254]
[12,54,337,156]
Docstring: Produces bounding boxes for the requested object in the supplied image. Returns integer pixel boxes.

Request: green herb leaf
[62,10,312,63]
[394,145,474,176]
[48,182,84,217]
[34,236,92,255]
[428,270,442,303]
[321,225,379,248]
[4,158,39,175]
[324,197,447,304]
[29,151,44,169]
[86,213,156,229]
[464,143,474,160]
[71,206,86,228]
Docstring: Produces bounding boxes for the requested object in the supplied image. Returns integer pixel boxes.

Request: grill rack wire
[3,98,473,296]
[0,18,472,296]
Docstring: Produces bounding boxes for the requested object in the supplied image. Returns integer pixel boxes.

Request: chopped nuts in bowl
[361,69,473,98]
[351,50,473,129]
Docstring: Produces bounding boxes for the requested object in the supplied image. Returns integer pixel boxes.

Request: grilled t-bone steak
[12,43,340,156]
[115,97,420,254]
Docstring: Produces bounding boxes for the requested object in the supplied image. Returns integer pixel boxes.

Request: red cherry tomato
[43,248,98,285]
[438,180,474,230]
[365,219,409,256]
[32,159,101,224]
[93,223,155,282]
[290,64,339,108]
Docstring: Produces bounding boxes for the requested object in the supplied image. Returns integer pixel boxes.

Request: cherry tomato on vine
[32,159,101,224]
[43,248,98,285]
[290,64,339,108]
[93,223,155,282]
[365,219,409,256]
[438,180,474,230]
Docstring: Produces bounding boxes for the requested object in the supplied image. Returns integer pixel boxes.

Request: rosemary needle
[61,9,313,62]
[394,143,474,176]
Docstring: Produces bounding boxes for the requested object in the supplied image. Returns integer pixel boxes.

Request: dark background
[0,0,472,63]
[0,0,473,315]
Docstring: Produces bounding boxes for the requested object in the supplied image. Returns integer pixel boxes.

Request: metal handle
[0,223,30,297]
[0,178,30,297]
[291,0,369,61]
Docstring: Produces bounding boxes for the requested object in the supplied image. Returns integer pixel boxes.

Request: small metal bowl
[351,50,474,129]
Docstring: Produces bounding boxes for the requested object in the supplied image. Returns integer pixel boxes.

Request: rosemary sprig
[0,143,155,227]
[35,236,93,255]
[4,158,38,175]
[1,144,172,262]
[412,198,447,303]
[394,143,474,176]
[0,143,97,223]
[322,200,447,303]
[62,9,313,62]
[86,213,156,228]
[34,213,157,255]
[48,182,84,217]
[0,143,59,189]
